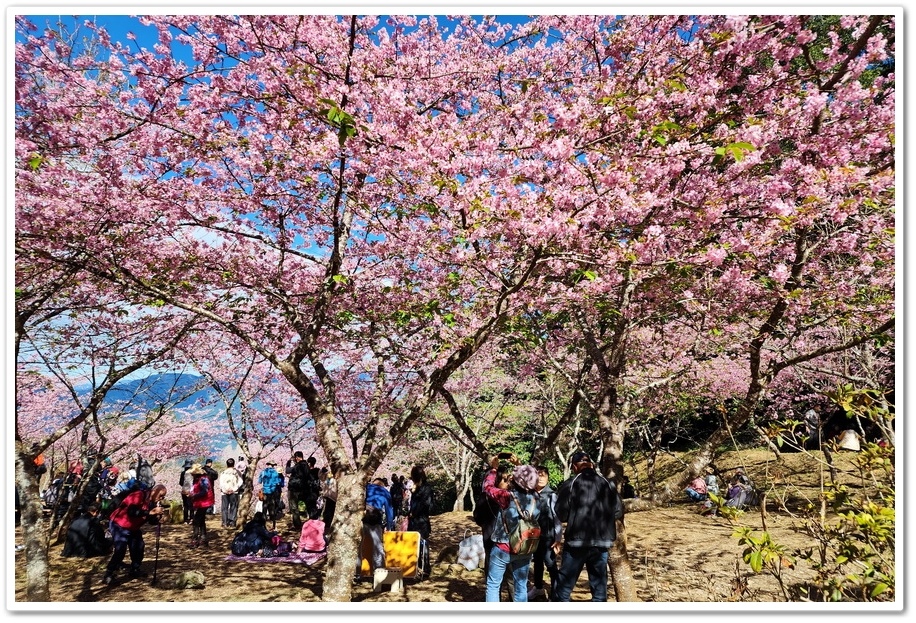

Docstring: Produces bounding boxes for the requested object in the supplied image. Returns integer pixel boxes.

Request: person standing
[553,451,624,602]
[286,451,312,531]
[189,463,215,547]
[361,477,395,575]
[203,459,219,515]
[528,464,560,601]
[102,484,168,585]
[483,463,541,602]
[389,474,404,517]
[407,464,435,577]
[304,456,322,519]
[320,466,337,538]
[219,457,243,528]
[235,455,248,499]
[258,460,283,529]
[477,452,519,586]
[179,459,194,524]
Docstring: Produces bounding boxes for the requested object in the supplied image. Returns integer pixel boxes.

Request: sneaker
[527,587,545,600]
[101,575,113,586]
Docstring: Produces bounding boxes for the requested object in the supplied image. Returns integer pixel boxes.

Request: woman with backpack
[482,462,541,602]
[189,463,215,547]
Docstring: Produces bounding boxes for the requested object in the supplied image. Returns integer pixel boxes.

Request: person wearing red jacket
[102,484,167,586]
[189,463,215,547]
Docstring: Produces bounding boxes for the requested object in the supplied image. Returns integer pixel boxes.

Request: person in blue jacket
[360,477,395,575]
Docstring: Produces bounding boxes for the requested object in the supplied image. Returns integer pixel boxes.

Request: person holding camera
[102,484,168,586]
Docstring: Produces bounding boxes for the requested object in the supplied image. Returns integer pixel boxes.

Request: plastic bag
[456,530,485,570]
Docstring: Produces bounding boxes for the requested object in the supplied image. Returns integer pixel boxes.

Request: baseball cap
[571,451,592,465]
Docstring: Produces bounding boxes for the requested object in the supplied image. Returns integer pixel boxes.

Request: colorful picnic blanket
[225,551,327,565]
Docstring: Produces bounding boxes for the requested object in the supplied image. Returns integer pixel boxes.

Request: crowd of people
[42,446,758,600]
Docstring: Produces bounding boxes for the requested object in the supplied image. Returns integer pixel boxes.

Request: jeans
[685,488,707,502]
[486,545,531,602]
[360,521,385,572]
[222,493,239,527]
[554,545,609,601]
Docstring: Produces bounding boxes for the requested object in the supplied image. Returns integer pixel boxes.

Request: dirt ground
[13,448,888,606]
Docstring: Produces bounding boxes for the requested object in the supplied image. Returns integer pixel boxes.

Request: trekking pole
[151,519,162,586]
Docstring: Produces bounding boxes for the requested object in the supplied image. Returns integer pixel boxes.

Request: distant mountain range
[103,372,214,410]
[81,372,234,452]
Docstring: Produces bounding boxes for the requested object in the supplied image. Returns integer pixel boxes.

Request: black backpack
[472,493,498,528]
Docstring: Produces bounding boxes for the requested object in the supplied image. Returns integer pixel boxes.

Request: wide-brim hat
[512,465,539,491]
[183,459,193,469]
[189,463,206,475]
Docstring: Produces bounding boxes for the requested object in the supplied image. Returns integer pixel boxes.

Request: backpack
[231,531,248,556]
[110,480,142,509]
[502,490,541,556]
[136,460,156,490]
[472,493,498,528]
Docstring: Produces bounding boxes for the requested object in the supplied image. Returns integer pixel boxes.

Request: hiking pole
[151,518,162,586]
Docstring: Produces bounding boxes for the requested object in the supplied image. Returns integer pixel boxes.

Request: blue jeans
[554,545,609,601]
[486,545,531,602]
[685,488,707,502]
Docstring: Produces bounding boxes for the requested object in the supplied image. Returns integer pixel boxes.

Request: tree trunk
[320,471,366,602]
[596,394,637,603]
[15,449,51,601]
[609,519,638,601]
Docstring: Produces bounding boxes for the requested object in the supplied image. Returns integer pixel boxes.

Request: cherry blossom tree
[15,13,894,603]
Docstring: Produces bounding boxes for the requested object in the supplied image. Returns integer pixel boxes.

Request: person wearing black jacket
[62,504,111,558]
[203,459,219,515]
[553,451,624,602]
[286,451,312,531]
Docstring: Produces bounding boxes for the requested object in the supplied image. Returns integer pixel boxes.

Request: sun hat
[183,459,193,469]
[512,465,539,491]
[189,463,206,475]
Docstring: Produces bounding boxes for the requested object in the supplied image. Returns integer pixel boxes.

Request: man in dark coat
[203,459,219,515]
[286,451,313,531]
[62,504,111,558]
[553,451,624,602]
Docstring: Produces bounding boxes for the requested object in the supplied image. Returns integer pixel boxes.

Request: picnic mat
[225,551,327,565]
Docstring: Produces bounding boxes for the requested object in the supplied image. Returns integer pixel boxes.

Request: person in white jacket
[219,458,243,528]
